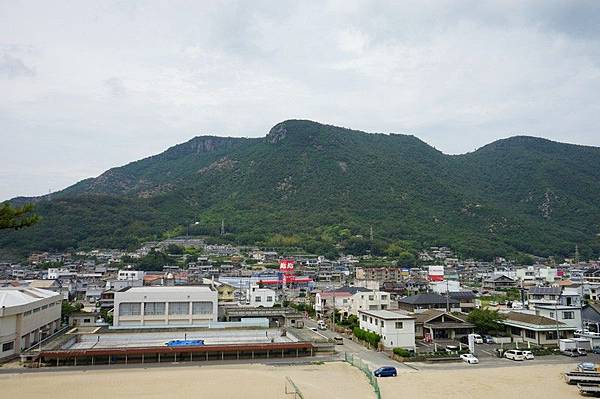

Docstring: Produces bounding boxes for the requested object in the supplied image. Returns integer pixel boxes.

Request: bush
[352,327,381,348]
[393,348,413,358]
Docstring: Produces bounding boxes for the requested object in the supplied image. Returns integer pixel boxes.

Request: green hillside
[2,120,600,260]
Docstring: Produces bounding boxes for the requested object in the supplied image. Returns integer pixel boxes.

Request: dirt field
[380,363,580,399]
[0,362,375,399]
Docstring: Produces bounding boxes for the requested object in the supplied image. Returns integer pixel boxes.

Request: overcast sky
[2,1,600,200]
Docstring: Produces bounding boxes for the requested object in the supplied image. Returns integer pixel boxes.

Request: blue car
[374,366,397,377]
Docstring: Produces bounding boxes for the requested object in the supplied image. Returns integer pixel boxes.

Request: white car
[522,351,535,360]
[472,334,484,344]
[460,353,479,364]
[504,350,526,361]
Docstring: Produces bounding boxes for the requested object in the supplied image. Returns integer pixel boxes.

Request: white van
[504,350,526,361]
[317,320,327,330]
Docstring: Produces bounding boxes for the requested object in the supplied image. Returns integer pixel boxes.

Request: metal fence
[344,353,381,399]
[285,376,305,399]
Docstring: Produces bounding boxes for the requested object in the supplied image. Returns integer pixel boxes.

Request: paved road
[302,318,411,371]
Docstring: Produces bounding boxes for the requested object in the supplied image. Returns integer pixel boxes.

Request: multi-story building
[358,309,416,350]
[355,267,401,282]
[113,286,218,328]
[247,285,277,308]
[0,288,62,361]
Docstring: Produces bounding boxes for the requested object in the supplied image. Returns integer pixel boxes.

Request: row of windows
[119,302,213,316]
[360,314,403,329]
[22,301,60,317]
[254,296,273,302]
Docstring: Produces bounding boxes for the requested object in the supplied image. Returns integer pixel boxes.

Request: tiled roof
[503,311,565,327]
[528,286,561,295]
[399,293,459,305]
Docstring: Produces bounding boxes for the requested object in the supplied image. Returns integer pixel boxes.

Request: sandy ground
[0,362,583,399]
[0,362,374,399]
[380,363,580,399]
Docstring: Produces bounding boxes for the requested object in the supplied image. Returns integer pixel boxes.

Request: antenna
[575,244,580,264]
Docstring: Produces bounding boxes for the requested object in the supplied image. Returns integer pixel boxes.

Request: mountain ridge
[3,119,600,260]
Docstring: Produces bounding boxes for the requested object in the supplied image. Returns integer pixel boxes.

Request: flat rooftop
[120,286,214,294]
[66,328,298,350]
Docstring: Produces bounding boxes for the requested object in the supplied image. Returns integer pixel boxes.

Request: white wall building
[0,288,62,361]
[247,285,277,308]
[117,270,145,281]
[113,286,218,328]
[47,268,76,280]
[358,309,416,350]
[350,291,392,315]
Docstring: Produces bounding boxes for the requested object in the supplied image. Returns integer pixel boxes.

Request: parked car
[592,347,600,355]
[482,335,494,344]
[561,348,580,357]
[578,348,588,356]
[472,334,484,344]
[333,336,344,345]
[460,353,479,364]
[317,320,327,330]
[504,350,526,361]
[522,351,535,360]
[374,367,397,377]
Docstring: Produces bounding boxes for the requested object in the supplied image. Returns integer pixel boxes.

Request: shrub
[393,348,412,358]
[352,327,381,348]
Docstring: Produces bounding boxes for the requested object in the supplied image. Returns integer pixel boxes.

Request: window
[380,321,385,327]
[41,305,48,310]
[375,319,378,326]
[266,296,273,302]
[83,319,91,323]
[369,295,374,301]
[546,331,557,340]
[549,312,555,318]
[119,303,141,316]
[381,295,387,300]
[169,302,189,315]
[369,317,373,323]
[144,302,166,315]
[192,302,213,315]
[525,330,536,339]
[362,315,367,322]
[2,341,14,352]
[395,322,403,329]
[33,307,40,313]
[563,311,574,320]
[24,310,32,316]
[255,296,262,302]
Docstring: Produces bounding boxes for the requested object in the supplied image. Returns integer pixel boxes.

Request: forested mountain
[2,120,600,260]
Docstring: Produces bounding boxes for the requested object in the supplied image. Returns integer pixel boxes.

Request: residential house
[398,293,461,313]
[414,309,475,340]
[482,275,517,291]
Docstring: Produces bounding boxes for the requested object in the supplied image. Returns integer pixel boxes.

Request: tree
[61,301,83,321]
[0,202,39,230]
[467,308,505,334]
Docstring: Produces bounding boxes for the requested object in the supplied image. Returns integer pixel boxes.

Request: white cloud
[1,0,600,200]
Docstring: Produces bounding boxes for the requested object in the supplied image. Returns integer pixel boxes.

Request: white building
[349,290,392,315]
[0,288,62,361]
[247,285,277,308]
[47,268,76,280]
[358,309,416,350]
[117,270,145,281]
[113,286,218,328]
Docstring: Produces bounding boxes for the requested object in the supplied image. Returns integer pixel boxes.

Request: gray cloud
[1,0,600,200]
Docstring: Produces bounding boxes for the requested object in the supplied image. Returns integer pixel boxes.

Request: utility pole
[445,278,450,312]
[221,219,225,236]
[369,225,373,242]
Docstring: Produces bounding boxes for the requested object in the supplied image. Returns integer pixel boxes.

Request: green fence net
[344,352,382,399]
